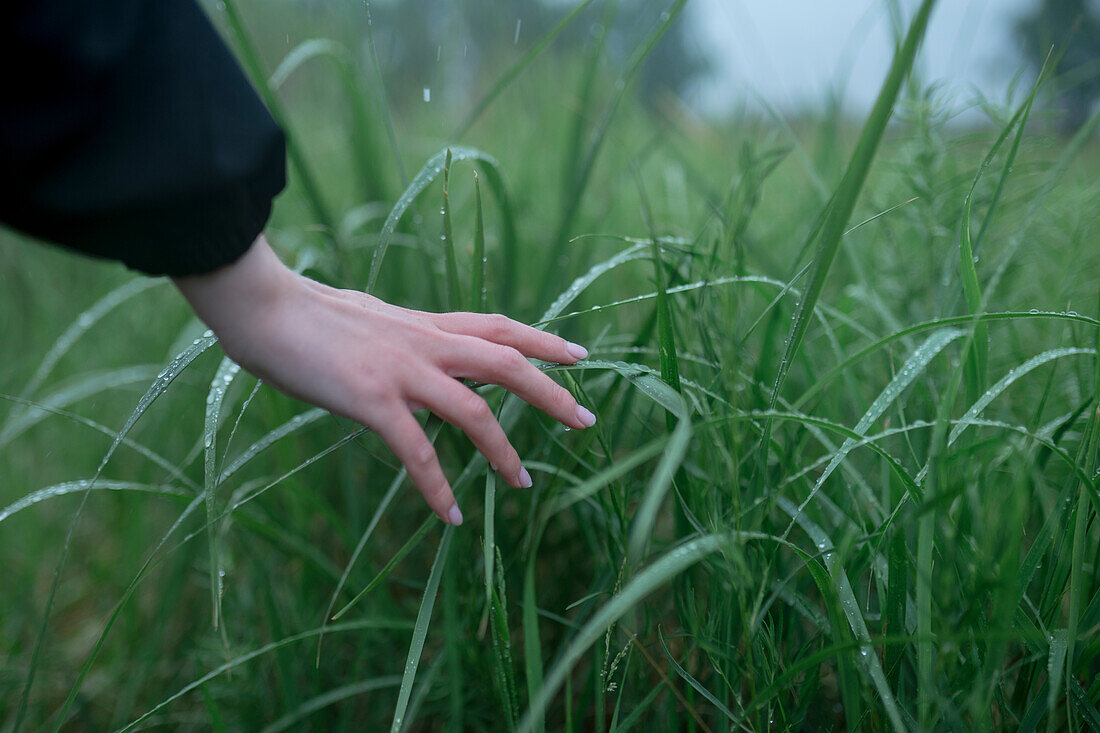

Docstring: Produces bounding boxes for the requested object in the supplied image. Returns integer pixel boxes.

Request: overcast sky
[688,0,1037,117]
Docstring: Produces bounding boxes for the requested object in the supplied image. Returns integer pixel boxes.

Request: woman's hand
[172,236,594,526]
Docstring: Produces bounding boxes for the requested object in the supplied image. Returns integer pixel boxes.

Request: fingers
[373,403,463,526]
[445,338,597,430]
[431,312,587,364]
[417,376,531,489]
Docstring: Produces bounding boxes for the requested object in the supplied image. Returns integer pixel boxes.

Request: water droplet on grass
[423,87,431,103]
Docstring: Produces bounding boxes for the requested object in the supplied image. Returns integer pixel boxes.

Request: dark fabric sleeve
[0,0,286,277]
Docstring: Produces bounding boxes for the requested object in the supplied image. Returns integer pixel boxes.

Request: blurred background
[250,0,1100,128]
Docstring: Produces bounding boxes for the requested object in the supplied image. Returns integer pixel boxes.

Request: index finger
[429,312,588,364]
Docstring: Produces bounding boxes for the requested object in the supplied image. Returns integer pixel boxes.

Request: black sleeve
[0,0,286,277]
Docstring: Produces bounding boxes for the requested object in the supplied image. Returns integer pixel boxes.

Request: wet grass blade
[332,517,435,620]
[0,366,161,447]
[957,64,1045,401]
[517,532,775,733]
[539,0,689,305]
[14,332,217,730]
[389,526,454,733]
[777,498,908,732]
[204,357,242,631]
[441,150,463,310]
[368,147,514,294]
[3,277,161,432]
[473,172,487,313]
[760,0,938,461]
[0,481,189,525]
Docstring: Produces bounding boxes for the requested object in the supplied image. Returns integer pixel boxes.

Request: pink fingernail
[447,505,464,526]
[518,467,533,488]
[566,342,589,360]
[576,406,597,428]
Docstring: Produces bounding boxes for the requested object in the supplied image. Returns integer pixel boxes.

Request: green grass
[2,0,1100,730]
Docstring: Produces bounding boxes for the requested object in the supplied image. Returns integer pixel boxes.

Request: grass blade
[441,149,463,310]
[473,172,487,313]
[367,147,514,294]
[390,526,454,733]
[760,0,938,462]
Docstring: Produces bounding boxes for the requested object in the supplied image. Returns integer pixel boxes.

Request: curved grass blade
[0,393,198,491]
[0,366,161,447]
[657,627,739,723]
[219,408,326,483]
[776,497,907,732]
[794,310,1100,411]
[204,357,242,630]
[540,0,689,305]
[517,531,780,733]
[367,147,514,294]
[957,64,1045,401]
[390,526,454,733]
[948,347,1096,446]
[537,243,649,324]
[760,0,938,465]
[269,38,350,90]
[315,469,407,665]
[260,677,402,733]
[268,37,389,202]
[0,480,189,525]
[14,331,217,729]
[3,277,161,431]
[783,328,963,533]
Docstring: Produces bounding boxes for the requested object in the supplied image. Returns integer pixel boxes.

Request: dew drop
[423,87,431,103]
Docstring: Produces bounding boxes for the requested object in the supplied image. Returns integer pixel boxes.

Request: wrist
[172,236,298,361]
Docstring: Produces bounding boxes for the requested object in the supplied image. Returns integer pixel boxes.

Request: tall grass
[2,0,1099,730]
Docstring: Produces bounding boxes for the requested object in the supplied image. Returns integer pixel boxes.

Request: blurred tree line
[1015,0,1100,131]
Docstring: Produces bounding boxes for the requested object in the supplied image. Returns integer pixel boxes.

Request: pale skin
[172,236,595,527]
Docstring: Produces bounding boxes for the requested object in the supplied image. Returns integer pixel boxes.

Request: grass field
[2,0,1099,730]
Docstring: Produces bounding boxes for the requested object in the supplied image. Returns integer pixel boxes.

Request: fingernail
[566,342,589,360]
[518,467,533,488]
[447,505,464,526]
[576,406,597,428]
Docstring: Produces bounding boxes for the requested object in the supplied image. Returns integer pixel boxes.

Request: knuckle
[485,313,513,340]
[462,391,492,421]
[552,385,576,412]
[497,345,527,372]
[411,440,437,468]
